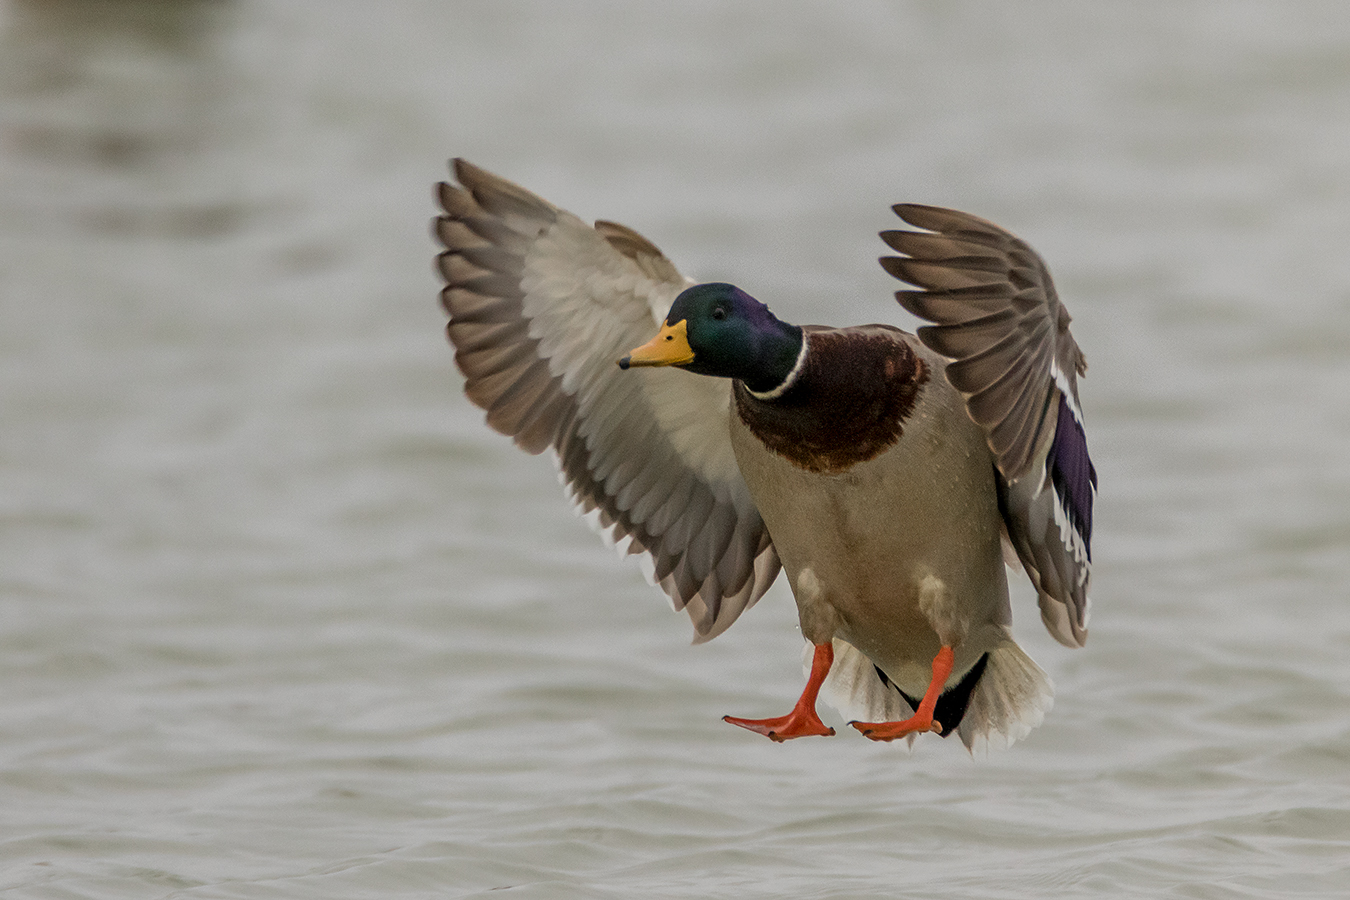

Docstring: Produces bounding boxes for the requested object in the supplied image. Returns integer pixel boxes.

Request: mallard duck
[435,159,1095,750]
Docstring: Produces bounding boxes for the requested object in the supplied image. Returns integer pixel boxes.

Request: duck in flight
[435,159,1095,750]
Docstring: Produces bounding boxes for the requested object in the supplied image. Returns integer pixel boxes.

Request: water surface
[3,2,1350,897]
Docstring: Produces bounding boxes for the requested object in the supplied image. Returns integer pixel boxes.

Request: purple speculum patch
[1048,393,1096,556]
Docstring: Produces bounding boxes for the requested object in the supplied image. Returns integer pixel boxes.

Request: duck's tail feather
[956,631,1054,752]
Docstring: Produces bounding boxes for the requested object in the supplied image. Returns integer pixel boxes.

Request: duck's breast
[730,332,1009,688]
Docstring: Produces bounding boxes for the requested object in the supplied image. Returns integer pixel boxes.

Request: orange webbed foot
[848,716,943,742]
[850,645,955,742]
[724,641,836,742]
[724,711,836,742]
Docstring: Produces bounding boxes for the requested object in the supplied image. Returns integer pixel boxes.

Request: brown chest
[733,327,928,474]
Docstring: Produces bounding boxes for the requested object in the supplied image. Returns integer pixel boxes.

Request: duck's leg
[849,645,954,741]
[723,641,836,741]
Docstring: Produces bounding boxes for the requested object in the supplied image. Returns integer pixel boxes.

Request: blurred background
[2,2,1350,897]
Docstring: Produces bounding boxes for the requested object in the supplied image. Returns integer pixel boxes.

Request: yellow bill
[618,319,695,368]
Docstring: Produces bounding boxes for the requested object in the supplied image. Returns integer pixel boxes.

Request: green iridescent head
[619,283,803,395]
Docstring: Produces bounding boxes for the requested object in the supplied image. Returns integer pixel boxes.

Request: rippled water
[3,2,1350,897]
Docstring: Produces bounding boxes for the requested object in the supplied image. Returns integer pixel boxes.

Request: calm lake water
[3,2,1350,897]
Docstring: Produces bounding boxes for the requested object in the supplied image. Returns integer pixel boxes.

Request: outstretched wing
[436,159,780,642]
[879,204,1095,648]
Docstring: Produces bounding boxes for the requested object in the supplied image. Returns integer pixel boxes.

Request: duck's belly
[730,375,1008,692]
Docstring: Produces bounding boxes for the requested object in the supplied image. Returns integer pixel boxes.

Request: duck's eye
[711,307,727,321]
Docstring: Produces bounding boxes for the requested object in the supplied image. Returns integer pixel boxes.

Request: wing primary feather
[437,159,779,642]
